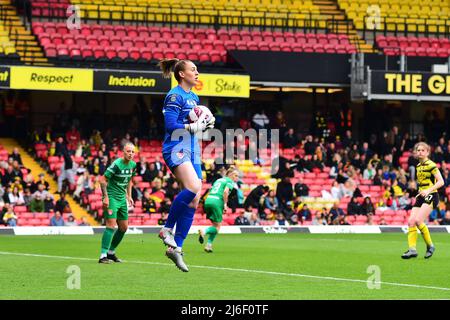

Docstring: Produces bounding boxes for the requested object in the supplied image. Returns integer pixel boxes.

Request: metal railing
[362,15,450,40]
[31,3,346,34]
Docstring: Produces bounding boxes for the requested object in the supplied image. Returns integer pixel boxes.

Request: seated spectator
[142,190,157,214]
[78,217,90,226]
[74,170,93,199]
[158,197,172,214]
[9,147,23,165]
[131,180,143,202]
[3,206,17,227]
[294,178,309,197]
[372,169,383,186]
[329,202,345,222]
[379,217,387,225]
[32,183,53,201]
[283,128,299,148]
[264,190,279,213]
[430,202,446,225]
[289,214,299,225]
[347,196,361,215]
[23,188,32,207]
[55,193,71,213]
[30,194,45,212]
[312,212,327,225]
[50,211,65,226]
[234,211,250,225]
[274,213,289,226]
[248,211,261,226]
[165,180,180,201]
[44,194,55,212]
[439,210,450,225]
[398,191,412,210]
[390,179,404,198]
[33,173,50,192]
[65,215,78,226]
[363,163,376,180]
[360,197,375,215]
[330,181,342,199]
[8,186,25,206]
[158,212,168,226]
[298,204,312,221]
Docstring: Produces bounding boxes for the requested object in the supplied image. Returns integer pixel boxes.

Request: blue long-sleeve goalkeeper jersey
[162,85,200,156]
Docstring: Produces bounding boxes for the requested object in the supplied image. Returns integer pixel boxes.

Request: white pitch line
[1,251,450,293]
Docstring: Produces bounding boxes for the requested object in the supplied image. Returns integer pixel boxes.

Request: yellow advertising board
[10,66,93,92]
[171,73,250,98]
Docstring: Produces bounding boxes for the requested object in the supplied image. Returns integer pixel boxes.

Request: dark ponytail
[157,58,191,82]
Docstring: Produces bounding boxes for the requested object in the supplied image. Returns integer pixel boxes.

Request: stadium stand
[375,35,450,57]
[32,22,359,64]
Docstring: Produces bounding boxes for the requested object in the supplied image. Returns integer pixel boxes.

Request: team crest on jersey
[170,94,177,102]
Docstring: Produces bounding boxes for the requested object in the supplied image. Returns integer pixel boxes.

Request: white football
[188,105,213,123]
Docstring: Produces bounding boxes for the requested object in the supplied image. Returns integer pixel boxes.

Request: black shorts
[414,193,439,209]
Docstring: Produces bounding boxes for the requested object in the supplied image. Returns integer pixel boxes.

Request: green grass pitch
[1,233,449,300]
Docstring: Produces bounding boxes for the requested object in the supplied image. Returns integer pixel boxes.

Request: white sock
[108,250,115,255]
[100,253,107,259]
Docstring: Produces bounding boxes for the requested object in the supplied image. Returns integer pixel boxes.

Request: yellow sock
[418,223,433,247]
[407,226,418,249]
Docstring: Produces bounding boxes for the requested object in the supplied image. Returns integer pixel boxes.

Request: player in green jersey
[198,167,239,252]
[98,142,137,264]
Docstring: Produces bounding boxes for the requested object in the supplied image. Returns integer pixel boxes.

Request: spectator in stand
[130,180,143,202]
[55,193,71,213]
[153,156,164,172]
[66,125,81,152]
[234,210,250,225]
[158,212,168,226]
[1,165,14,186]
[3,206,17,226]
[329,202,345,223]
[8,186,25,206]
[432,146,445,163]
[398,191,412,210]
[289,213,299,225]
[276,177,294,211]
[165,180,180,201]
[50,211,65,226]
[65,215,78,226]
[33,173,50,192]
[252,109,269,130]
[32,183,53,201]
[298,204,312,221]
[243,185,269,212]
[78,217,90,226]
[142,190,157,214]
[439,210,450,225]
[264,190,279,214]
[274,213,289,226]
[30,194,44,212]
[429,202,446,225]
[44,194,55,212]
[23,188,32,207]
[347,196,361,215]
[294,178,309,197]
[58,151,76,194]
[407,153,419,181]
[363,163,376,180]
[158,197,172,214]
[74,170,93,199]
[11,161,23,181]
[339,216,351,225]
[312,211,327,225]
[55,136,68,156]
[372,169,383,186]
[360,142,374,160]
[379,217,387,225]
[283,128,299,148]
[9,147,23,165]
[342,130,354,150]
[304,135,317,156]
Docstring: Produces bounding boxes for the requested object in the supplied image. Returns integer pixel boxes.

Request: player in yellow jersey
[402,142,444,259]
